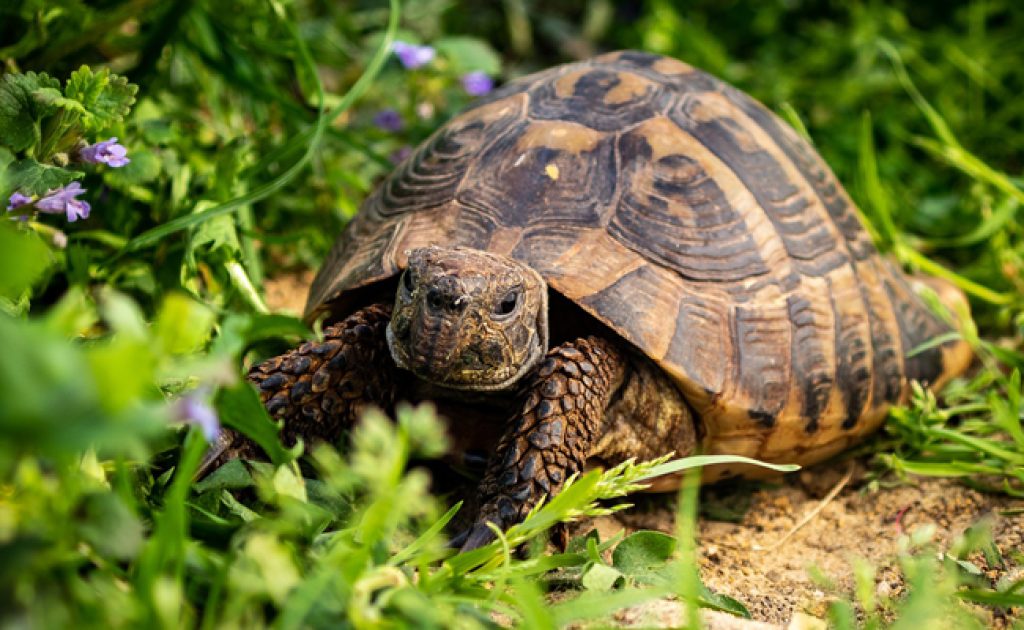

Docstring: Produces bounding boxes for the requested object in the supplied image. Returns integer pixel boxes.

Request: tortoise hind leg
[460,336,627,551]
[589,353,699,492]
[200,303,401,475]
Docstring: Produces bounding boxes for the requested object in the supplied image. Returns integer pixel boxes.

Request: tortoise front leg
[461,336,627,551]
[201,303,401,472]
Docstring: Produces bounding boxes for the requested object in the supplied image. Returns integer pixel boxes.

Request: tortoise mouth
[385,321,544,392]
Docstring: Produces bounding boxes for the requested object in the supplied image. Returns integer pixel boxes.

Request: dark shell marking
[306,51,971,472]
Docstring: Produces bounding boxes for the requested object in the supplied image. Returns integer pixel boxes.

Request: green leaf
[154,292,216,355]
[210,312,309,359]
[566,528,602,555]
[0,220,54,300]
[637,455,800,481]
[697,581,751,618]
[0,310,163,467]
[214,382,298,466]
[435,36,502,75]
[0,71,60,151]
[0,145,13,175]
[388,501,462,566]
[77,492,144,561]
[271,464,308,503]
[242,532,301,605]
[192,458,258,493]
[135,430,208,607]
[0,157,83,198]
[42,286,98,337]
[86,335,156,413]
[187,200,242,264]
[31,86,87,115]
[581,563,624,591]
[612,531,676,575]
[957,588,1024,607]
[98,287,149,339]
[63,65,138,131]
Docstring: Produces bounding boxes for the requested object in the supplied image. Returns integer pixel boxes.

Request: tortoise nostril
[426,288,444,311]
[425,287,468,313]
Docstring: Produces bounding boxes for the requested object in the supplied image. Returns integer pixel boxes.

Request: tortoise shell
[307,50,971,469]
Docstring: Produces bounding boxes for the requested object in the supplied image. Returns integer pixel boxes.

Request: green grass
[1,0,1023,627]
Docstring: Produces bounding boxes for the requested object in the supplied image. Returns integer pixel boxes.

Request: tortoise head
[386,246,549,391]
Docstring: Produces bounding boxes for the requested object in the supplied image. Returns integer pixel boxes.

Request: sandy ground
[262,273,1023,627]
[264,270,316,316]
[583,464,1023,627]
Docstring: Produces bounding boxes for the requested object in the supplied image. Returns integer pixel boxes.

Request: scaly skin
[250,302,399,445]
[460,336,627,551]
[200,303,399,473]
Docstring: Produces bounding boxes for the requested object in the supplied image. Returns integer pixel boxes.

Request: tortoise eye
[494,289,520,317]
[401,270,415,293]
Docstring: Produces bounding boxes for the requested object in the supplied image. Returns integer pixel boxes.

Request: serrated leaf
[1,158,83,198]
[434,36,502,75]
[31,87,87,115]
[0,71,60,151]
[64,65,138,131]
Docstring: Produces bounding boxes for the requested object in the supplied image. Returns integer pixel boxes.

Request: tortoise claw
[462,448,490,472]
[447,527,471,550]
[458,522,498,552]
[194,428,238,480]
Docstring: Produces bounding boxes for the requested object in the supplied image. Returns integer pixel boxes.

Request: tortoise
[209,50,973,551]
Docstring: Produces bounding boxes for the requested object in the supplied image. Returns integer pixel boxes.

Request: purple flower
[388,145,412,165]
[373,109,404,132]
[35,181,91,222]
[392,40,435,69]
[461,71,494,96]
[79,137,130,167]
[173,392,221,442]
[7,192,33,212]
